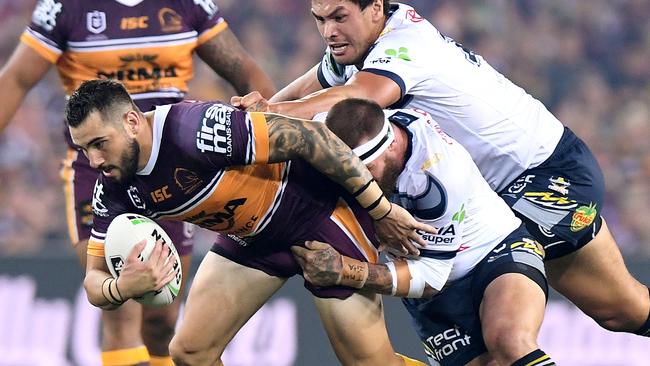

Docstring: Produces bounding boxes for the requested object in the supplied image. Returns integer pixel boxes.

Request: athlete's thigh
[479,273,546,342]
[545,219,648,323]
[174,251,286,354]
[313,291,400,366]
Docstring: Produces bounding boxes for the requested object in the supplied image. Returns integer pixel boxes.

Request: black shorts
[402,225,547,366]
[499,127,604,260]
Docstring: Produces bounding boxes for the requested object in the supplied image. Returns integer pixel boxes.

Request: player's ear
[371,0,384,21]
[123,110,140,137]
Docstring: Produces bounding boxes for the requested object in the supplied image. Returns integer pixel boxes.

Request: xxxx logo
[571,203,597,232]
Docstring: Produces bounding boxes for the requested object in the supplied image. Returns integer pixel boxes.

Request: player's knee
[590,309,642,332]
[483,324,537,362]
[169,335,222,366]
[101,304,143,346]
[141,306,179,354]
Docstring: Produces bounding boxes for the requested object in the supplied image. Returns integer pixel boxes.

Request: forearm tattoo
[266,114,374,193]
[364,264,394,295]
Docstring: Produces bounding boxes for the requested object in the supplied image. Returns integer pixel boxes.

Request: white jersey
[318,3,565,192]
[387,109,521,290]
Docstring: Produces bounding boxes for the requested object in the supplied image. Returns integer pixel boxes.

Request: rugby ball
[104,213,182,307]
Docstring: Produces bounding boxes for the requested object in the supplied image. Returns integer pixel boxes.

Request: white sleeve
[316,48,356,88]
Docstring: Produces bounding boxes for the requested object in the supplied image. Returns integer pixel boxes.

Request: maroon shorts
[61,148,194,255]
[211,198,379,299]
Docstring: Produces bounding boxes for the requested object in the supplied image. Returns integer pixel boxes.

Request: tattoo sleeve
[364,263,395,295]
[265,113,374,195]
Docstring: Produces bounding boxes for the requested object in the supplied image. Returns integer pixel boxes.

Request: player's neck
[138,112,155,170]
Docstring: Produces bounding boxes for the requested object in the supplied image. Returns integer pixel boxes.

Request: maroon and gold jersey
[87,101,353,258]
[21,0,226,103]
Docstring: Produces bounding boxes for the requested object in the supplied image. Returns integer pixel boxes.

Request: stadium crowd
[1,0,649,257]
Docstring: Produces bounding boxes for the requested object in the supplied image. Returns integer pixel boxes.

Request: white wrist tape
[405,259,426,298]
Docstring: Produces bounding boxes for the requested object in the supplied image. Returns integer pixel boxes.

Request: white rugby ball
[104,213,182,307]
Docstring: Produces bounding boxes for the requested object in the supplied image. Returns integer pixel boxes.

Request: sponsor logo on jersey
[422,326,472,362]
[174,168,204,195]
[523,192,578,210]
[120,16,149,30]
[571,203,597,232]
[369,57,392,65]
[92,182,109,217]
[420,153,442,170]
[185,198,246,231]
[507,174,535,194]
[32,0,63,32]
[196,104,234,155]
[150,185,172,203]
[127,186,147,209]
[87,11,107,34]
[548,176,570,196]
[194,0,218,18]
[405,9,424,23]
[97,54,178,82]
[384,47,411,61]
[159,8,183,32]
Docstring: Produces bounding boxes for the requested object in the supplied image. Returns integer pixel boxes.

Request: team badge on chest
[87,11,107,34]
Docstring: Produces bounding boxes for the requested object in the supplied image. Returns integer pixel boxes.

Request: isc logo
[121,16,148,30]
[151,185,172,203]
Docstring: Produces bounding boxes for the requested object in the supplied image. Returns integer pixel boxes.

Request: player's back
[390,109,521,282]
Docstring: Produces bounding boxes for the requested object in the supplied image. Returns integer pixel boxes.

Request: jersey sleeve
[19,0,70,63]
[88,178,130,258]
[360,32,428,99]
[171,101,270,168]
[316,48,356,88]
[182,0,228,45]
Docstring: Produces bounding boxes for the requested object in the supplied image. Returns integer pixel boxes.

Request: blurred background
[0,0,649,365]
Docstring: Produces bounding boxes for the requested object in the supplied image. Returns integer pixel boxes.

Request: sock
[511,349,555,366]
[634,287,650,336]
[149,355,174,366]
[396,353,427,365]
[102,346,149,366]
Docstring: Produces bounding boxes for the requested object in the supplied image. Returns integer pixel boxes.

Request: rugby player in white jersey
[293,99,555,366]
[234,0,650,341]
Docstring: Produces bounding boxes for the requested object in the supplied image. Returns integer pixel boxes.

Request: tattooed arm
[196,28,276,98]
[263,112,435,252]
[291,241,438,298]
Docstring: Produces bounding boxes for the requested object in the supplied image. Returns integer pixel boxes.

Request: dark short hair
[325,98,385,148]
[350,0,391,17]
[65,79,136,128]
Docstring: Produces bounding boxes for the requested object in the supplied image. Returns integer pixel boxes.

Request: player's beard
[376,157,402,196]
[111,138,140,186]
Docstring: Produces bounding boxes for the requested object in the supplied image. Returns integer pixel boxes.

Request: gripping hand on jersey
[115,239,177,300]
[375,203,436,256]
[291,241,343,287]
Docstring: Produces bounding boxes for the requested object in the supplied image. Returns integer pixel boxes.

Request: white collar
[114,0,145,7]
[137,105,169,176]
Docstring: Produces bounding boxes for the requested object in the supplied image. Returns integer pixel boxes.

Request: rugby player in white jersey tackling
[234,0,650,343]
[293,99,555,366]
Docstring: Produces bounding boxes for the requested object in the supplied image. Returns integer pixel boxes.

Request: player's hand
[116,239,176,299]
[231,91,270,112]
[374,203,436,256]
[291,241,343,287]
